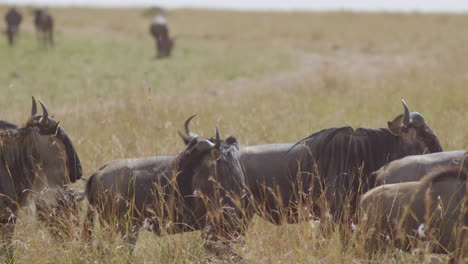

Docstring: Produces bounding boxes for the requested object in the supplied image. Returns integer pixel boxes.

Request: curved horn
[178,130,190,145]
[215,126,221,146]
[184,114,197,138]
[38,99,48,124]
[401,99,411,126]
[31,96,37,117]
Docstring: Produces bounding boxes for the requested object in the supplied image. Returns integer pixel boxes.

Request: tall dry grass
[0,5,467,263]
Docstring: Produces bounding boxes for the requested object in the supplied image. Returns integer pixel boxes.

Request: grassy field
[1,6,467,263]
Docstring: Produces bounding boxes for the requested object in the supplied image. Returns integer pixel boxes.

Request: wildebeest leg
[82,206,95,243]
[156,38,163,58]
[0,221,16,263]
[36,30,42,47]
[119,223,140,258]
[48,30,54,47]
[450,228,467,264]
[154,41,159,58]
[0,201,18,262]
[202,205,245,262]
[121,225,139,246]
[7,30,14,46]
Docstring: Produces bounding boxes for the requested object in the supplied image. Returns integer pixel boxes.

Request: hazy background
[0,0,467,12]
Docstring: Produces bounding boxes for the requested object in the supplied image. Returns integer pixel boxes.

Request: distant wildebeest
[0,97,82,261]
[236,100,442,225]
[373,150,468,186]
[83,118,249,256]
[360,167,467,263]
[34,9,54,46]
[4,8,22,46]
[150,15,174,58]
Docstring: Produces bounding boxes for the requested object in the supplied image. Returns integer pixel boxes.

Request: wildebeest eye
[210,148,220,160]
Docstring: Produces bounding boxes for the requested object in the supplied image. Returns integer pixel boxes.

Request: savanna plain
[0,6,467,263]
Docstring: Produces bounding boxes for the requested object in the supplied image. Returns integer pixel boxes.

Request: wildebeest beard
[54,127,82,183]
[419,126,443,153]
[292,126,423,221]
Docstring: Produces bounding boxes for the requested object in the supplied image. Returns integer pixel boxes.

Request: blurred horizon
[0,0,467,13]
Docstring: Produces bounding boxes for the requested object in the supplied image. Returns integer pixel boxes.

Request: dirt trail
[206,48,427,98]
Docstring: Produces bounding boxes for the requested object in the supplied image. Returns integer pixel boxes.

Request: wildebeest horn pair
[31,96,49,124]
[178,115,221,146]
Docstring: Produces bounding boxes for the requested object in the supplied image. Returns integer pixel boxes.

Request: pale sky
[1,0,468,12]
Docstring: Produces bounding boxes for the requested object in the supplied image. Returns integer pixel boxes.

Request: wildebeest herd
[3,7,173,57]
[0,97,466,263]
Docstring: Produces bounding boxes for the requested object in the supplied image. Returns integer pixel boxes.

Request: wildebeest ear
[387,120,401,136]
[225,136,239,146]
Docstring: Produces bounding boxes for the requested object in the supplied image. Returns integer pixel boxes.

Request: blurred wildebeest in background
[373,150,468,186]
[360,167,467,263]
[4,8,22,46]
[238,100,442,225]
[150,15,174,58]
[34,8,54,46]
[0,97,82,262]
[83,117,249,257]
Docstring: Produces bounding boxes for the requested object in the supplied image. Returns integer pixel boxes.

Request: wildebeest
[150,15,174,58]
[0,97,82,261]
[4,8,22,46]
[83,119,249,256]
[34,9,54,46]
[238,100,442,225]
[373,150,467,186]
[360,167,467,263]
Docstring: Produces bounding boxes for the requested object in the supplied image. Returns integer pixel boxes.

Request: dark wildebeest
[150,15,174,58]
[34,9,54,46]
[360,167,467,263]
[0,97,82,262]
[4,8,22,46]
[236,100,442,225]
[0,118,83,244]
[83,119,249,257]
[373,150,467,186]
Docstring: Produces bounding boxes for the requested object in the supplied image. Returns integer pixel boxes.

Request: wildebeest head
[176,117,247,233]
[150,15,173,58]
[5,8,22,45]
[387,100,442,154]
[28,97,82,187]
[33,8,53,46]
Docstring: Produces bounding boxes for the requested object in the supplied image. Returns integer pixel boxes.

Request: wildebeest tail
[85,173,96,205]
[82,173,96,243]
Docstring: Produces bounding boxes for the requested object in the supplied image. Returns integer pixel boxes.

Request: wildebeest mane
[0,121,18,130]
[0,126,41,204]
[293,126,400,217]
[55,127,82,183]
